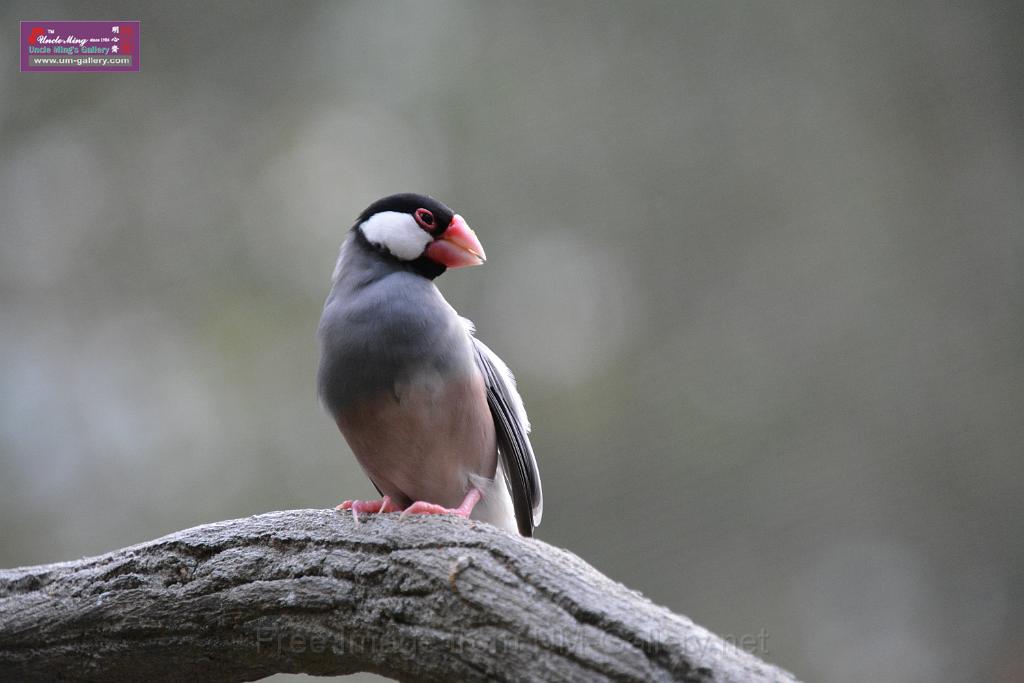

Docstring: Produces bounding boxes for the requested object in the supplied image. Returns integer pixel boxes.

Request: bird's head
[353,193,486,279]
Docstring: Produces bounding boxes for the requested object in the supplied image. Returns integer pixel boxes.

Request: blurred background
[2,2,1022,681]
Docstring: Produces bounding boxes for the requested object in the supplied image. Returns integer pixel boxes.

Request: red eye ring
[414,208,435,231]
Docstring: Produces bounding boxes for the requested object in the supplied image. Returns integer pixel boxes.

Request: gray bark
[0,509,797,682]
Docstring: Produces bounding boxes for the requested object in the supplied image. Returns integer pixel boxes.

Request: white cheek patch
[359,211,432,261]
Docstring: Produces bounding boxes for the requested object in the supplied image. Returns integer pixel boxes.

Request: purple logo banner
[21,20,140,72]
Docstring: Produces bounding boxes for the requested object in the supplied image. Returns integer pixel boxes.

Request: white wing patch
[359,211,432,261]
[469,460,518,534]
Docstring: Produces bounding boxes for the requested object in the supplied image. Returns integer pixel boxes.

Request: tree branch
[0,510,797,682]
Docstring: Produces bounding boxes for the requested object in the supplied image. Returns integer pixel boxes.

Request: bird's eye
[414,208,435,231]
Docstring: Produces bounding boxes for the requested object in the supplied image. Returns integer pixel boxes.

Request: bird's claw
[398,489,483,521]
[399,501,453,520]
[335,496,399,523]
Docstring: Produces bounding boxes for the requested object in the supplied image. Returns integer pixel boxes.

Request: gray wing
[471,334,543,536]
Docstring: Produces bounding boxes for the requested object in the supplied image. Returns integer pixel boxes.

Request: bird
[317,193,542,536]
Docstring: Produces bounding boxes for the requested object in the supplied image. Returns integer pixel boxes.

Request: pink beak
[425,214,487,269]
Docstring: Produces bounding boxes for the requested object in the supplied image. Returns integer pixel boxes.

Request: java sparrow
[317,193,542,536]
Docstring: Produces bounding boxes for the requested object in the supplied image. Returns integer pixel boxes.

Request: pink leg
[336,496,401,523]
[400,489,482,520]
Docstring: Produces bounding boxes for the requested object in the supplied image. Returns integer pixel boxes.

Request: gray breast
[317,270,476,417]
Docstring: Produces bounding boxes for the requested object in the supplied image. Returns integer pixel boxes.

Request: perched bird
[317,193,542,536]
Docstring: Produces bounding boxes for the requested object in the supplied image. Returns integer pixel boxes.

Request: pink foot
[400,489,482,520]
[336,496,401,523]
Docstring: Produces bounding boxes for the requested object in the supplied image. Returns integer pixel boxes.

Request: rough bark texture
[0,510,797,682]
